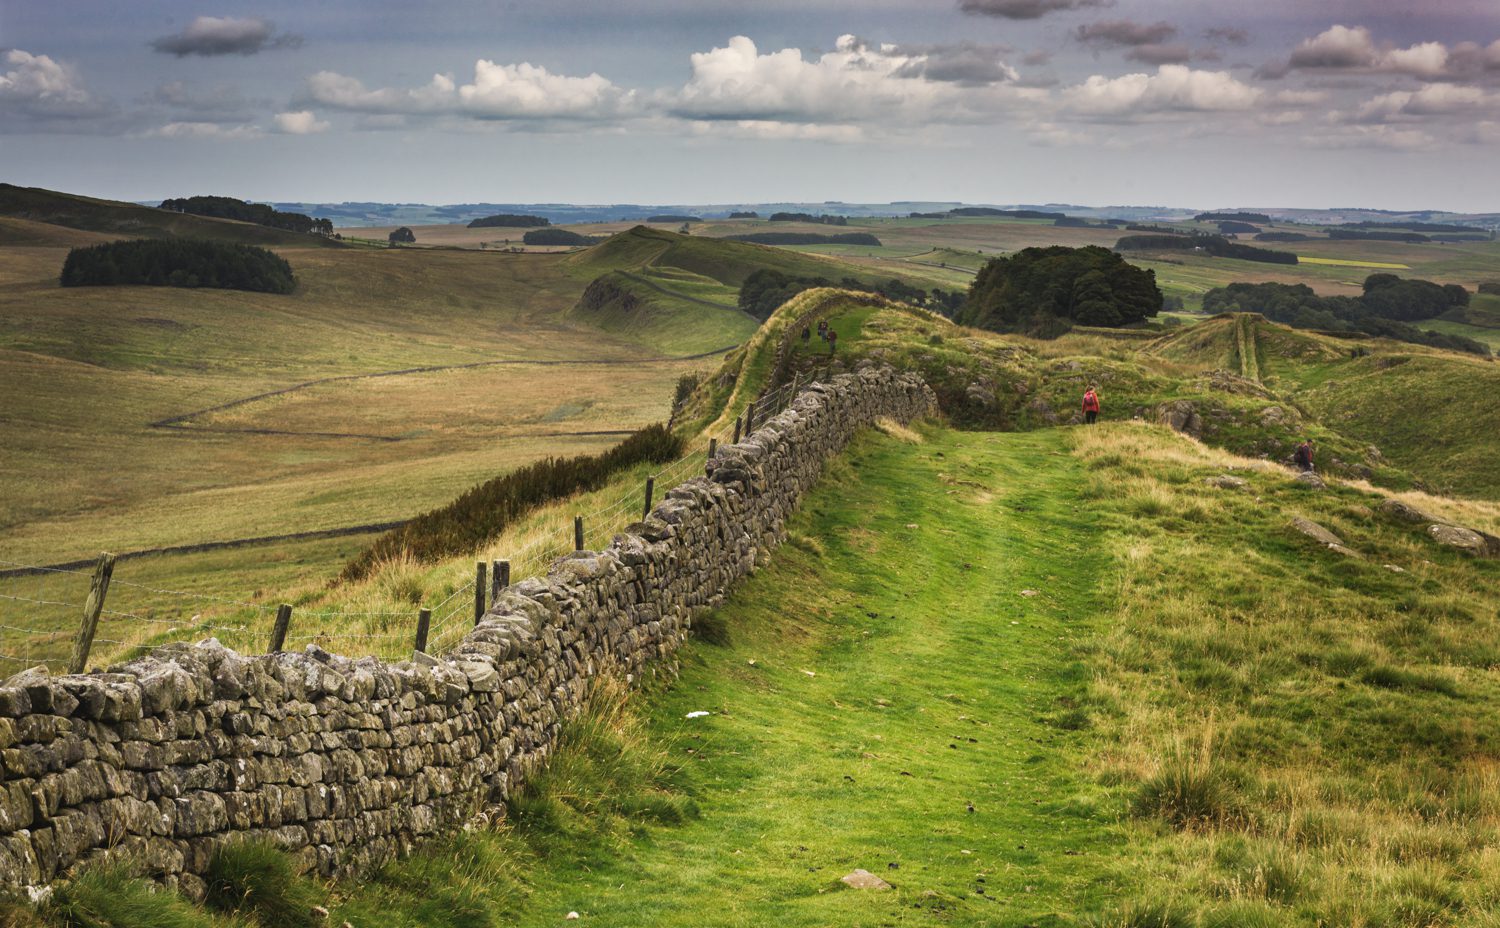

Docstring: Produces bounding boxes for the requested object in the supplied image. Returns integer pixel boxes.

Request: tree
[388,226,415,245]
[957,245,1161,335]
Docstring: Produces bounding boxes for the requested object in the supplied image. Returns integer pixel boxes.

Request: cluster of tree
[467,214,550,228]
[1123,222,1185,234]
[1255,232,1310,242]
[768,212,849,225]
[1327,229,1431,243]
[955,245,1162,335]
[724,232,881,246]
[1217,220,1262,234]
[60,238,295,293]
[388,227,416,245]
[342,424,681,580]
[1339,221,1478,234]
[737,268,964,321]
[1194,211,1271,224]
[523,228,603,246]
[1054,217,1120,229]
[729,211,760,219]
[1115,233,1298,265]
[908,211,949,219]
[1480,282,1500,295]
[159,196,333,236]
[646,214,701,223]
[1201,279,1487,355]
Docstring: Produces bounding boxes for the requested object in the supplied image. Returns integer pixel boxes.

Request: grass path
[514,427,1127,926]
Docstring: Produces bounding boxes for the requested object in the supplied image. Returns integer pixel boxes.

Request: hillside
[0,184,342,248]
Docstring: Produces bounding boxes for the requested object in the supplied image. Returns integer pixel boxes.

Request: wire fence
[0,367,830,680]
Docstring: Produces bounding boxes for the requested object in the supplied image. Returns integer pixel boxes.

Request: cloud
[1353,83,1494,122]
[690,120,865,143]
[146,120,262,139]
[306,60,630,120]
[274,110,329,134]
[1062,64,1261,116]
[1075,20,1177,48]
[668,35,987,124]
[1265,25,1497,81]
[149,16,301,57]
[1125,44,1197,66]
[959,0,1112,20]
[1304,124,1438,151]
[0,49,112,127]
[890,42,1019,85]
[147,81,260,121]
[1205,27,1249,47]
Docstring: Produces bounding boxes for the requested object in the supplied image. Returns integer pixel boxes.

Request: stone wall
[0,367,934,897]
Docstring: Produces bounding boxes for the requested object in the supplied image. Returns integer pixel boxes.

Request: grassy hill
[0,184,342,248]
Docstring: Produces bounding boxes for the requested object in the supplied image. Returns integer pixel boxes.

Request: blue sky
[3,1,1499,209]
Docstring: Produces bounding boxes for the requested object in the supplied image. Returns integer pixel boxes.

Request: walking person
[801,325,811,344]
[1294,438,1315,472]
[827,329,838,355]
[1082,386,1101,425]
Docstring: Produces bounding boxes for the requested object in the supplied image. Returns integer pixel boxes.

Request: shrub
[1133,749,1238,829]
[343,423,682,580]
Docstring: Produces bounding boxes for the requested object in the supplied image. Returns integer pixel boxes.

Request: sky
[3,1,1499,210]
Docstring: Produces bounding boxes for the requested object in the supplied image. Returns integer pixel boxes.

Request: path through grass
[513,426,1126,926]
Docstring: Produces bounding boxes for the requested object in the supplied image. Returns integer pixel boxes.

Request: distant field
[1297,256,1411,269]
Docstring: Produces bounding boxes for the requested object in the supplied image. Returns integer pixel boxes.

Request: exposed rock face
[1156,401,1201,438]
[0,368,936,897]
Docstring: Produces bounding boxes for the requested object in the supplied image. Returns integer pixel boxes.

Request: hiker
[1294,438,1315,472]
[827,329,838,354]
[801,325,811,344]
[1082,386,1101,425]
[817,319,828,341]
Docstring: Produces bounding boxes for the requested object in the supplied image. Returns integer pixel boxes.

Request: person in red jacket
[1082,386,1101,425]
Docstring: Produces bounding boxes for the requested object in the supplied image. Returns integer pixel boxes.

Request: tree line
[59,238,295,293]
[159,196,333,236]
[1115,232,1298,265]
[523,228,605,246]
[737,269,964,321]
[1195,211,1270,223]
[768,213,849,225]
[467,214,550,228]
[1202,276,1487,356]
[725,232,881,247]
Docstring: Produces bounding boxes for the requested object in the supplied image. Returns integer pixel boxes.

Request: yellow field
[1297,256,1412,269]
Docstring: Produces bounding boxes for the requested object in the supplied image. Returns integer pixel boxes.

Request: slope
[0,183,341,248]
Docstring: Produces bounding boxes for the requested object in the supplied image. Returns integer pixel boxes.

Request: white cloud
[150,16,300,57]
[666,34,1024,126]
[1353,83,1494,121]
[147,121,262,139]
[1062,64,1261,116]
[1305,124,1438,151]
[1272,26,1497,81]
[305,60,628,121]
[0,49,108,125]
[691,120,865,142]
[274,110,329,134]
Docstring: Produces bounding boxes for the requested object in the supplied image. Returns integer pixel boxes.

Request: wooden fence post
[68,552,115,674]
[490,559,505,602]
[474,562,487,625]
[414,608,431,654]
[708,437,718,460]
[642,476,655,520]
[745,400,757,433]
[268,604,292,653]
[733,416,742,444]
[574,515,585,552]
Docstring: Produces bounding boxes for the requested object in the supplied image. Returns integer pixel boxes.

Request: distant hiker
[801,325,811,344]
[1294,438,1315,472]
[817,319,828,341]
[827,329,838,354]
[1082,386,1101,425]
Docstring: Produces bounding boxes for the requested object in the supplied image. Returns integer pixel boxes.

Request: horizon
[4,2,1499,211]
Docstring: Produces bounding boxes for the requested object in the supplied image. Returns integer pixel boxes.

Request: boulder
[1293,471,1326,490]
[1291,517,1355,556]
[1156,401,1201,438]
[1427,523,1488,556]
[1204,475,1248,490]
[840,869,892,891]
[1378,499,1433,524]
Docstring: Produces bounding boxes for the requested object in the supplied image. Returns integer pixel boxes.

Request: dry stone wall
[0,367,934,898]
